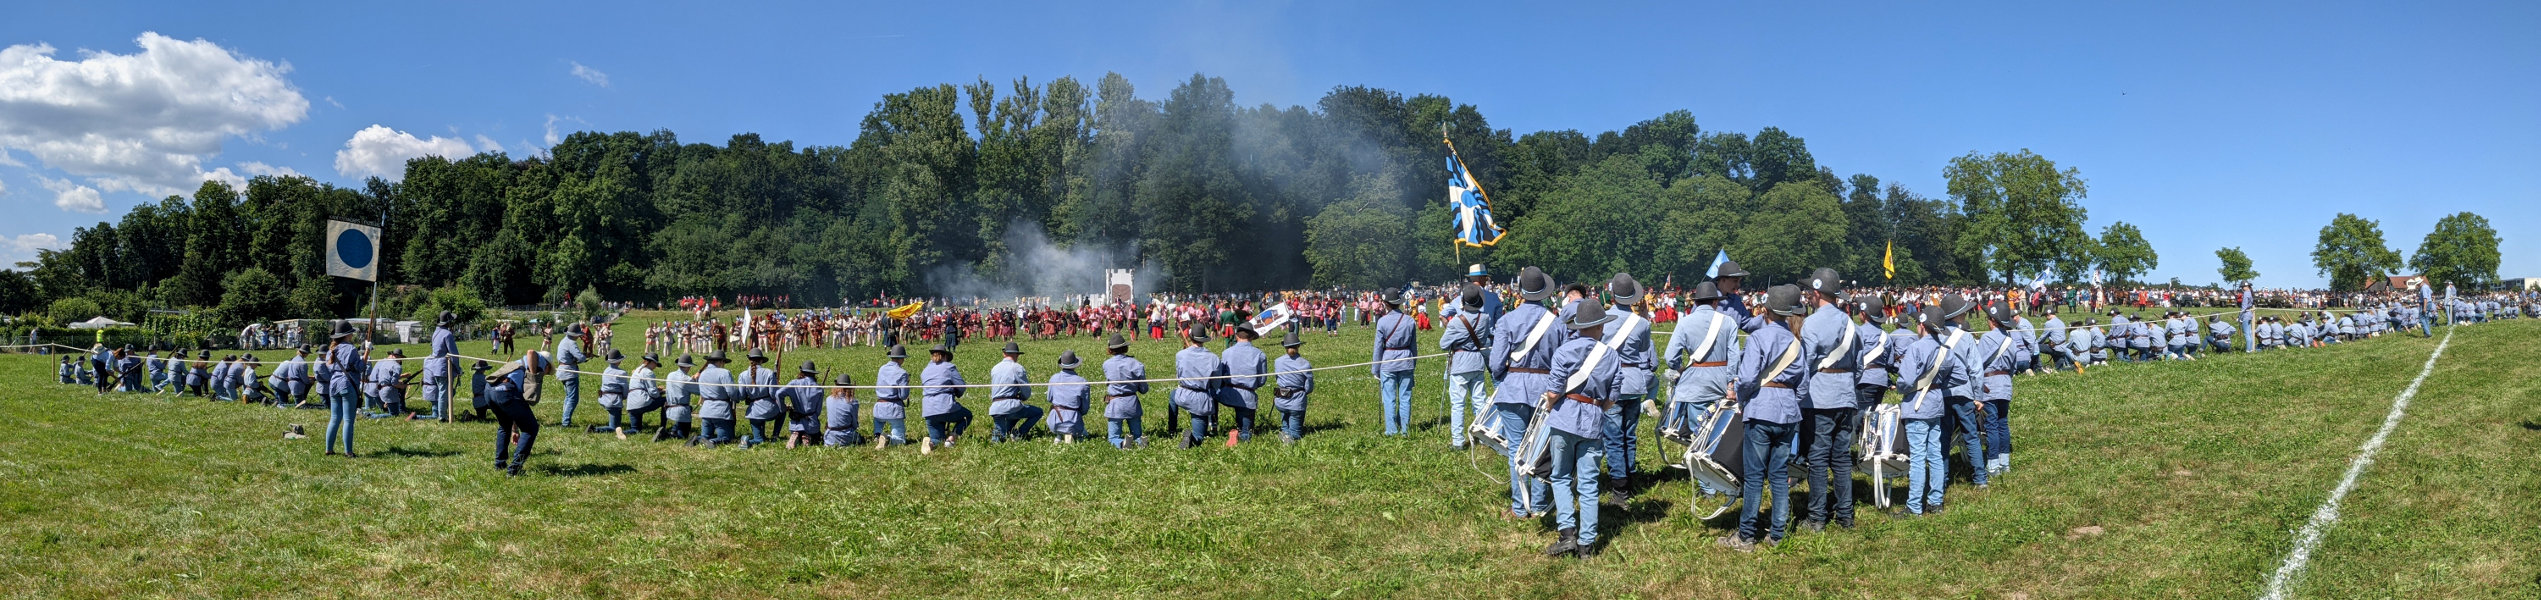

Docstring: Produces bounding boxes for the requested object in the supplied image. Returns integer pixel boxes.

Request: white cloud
[3,232,63,266]
[239,161,300,177]
[569,61,609,87]
[0,32,309,197]
[473,135,504,155]
[332,124,481,181]
[38,177,105,214]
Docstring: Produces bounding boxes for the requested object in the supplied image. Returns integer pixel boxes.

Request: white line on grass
[2259,325,2454,600]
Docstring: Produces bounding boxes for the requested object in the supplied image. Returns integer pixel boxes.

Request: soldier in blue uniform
[1538,296,1625,559]
[987,342,1044,443]
[735,349,782,448]
[1220,327,1268,445]
[2208,315,2236,353]
[653,354,696,442]
[1713,260,1756,330]
[1467,264,1504,322]
[1046,351,1091,443]
[622,353,660,439]
[1101,334,1150,449]
[425,312,459,421]
[1273,331,1314,444]
[1439,284,1494,449]
[1486,267,1559,519]
[1719,285,1808,552]
[1857,296,1900,412]
[692,351,737,448]
[590,350,628,433]
[554,323,587,428]
[1600,274,1655,496]
[1172,328,1223,449]
[1978,305,2022,478]
[1943,297,1988,489]
[823,371,863,447]
[1371,292,1417,437]
[325,323,366,458]
[2039,308,2071,373]
[871,345,911,448]
[1894,308,1968,516]
[487,350,550,476]
[782,361,823,448]
[919,344,972,454]
[1795,269,1862,531]
[369,348,411,417]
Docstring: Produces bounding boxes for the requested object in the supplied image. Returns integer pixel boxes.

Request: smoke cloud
[923,224,1169,305]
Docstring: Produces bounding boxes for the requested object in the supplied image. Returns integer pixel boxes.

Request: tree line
[8,71,2493,330]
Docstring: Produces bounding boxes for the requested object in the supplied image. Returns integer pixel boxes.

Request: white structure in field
[1106,269,1135,304]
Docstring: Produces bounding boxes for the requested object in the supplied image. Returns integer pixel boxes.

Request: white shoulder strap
[1816,317,1858,371]
[1863,327,1890,367]
[1564,341,1615,393]
[1761,333,1804,386]
[1600,312,1644,349]
[1910,330,1966,411]
[1509,311,1560,363]
[1689,313,1727,365]
[1988,332,2016,365]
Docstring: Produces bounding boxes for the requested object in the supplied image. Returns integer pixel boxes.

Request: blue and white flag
[1445,151,1505,247]
[1705,250,1730,279]
[325,219,381,282]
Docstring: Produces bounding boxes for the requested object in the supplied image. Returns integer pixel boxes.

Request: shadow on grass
[378,445,461,458]
[2519,419,2540,432]
[537,463,635,477]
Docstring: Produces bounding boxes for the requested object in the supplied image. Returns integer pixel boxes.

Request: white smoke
[923,224,1168,305]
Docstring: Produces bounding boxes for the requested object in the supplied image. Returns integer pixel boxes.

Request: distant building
[2503,277,2541,291]
[2385,274,2425,291]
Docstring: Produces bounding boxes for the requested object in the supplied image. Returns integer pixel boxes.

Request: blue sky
[2,1,2532,288]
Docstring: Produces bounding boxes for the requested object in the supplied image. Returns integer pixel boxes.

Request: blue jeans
[1802,407,1859,526]
[872,417,907,444]
[747,418,775,443]
[1495,403,1551,515]
[1602,395,1643,480]
[1948,399,1989,486]
[1549,430,1603,546]
[1377,370,1413,435]
[992,405,1045,440]
[2420,315,2434,336]
[1184,413,1214,444]
[1445,371,1488,446]
[421,375,449,417]
[1279,408,1306,440]
[1737,419,1799,542]
[558,376,582,424]
[1661,398,1722,495]
[925,406,974,443]
[1904,418,1945,513]
[324,387,358,454]
[1107,418,1145,448]
[1984,400,2011,474]
[702,417,736,443]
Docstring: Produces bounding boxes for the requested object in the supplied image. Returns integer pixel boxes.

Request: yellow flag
[884,301,925,320]
[1883,240,1895,280]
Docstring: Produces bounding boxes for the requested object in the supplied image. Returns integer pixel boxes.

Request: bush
[411,286,488,327]
[48,297,103,325]
[214,267,288,327]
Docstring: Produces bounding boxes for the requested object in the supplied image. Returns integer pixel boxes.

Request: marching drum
[1855,404,1911,509]
[1512,397,1559,481]
[1678,401,1747,503]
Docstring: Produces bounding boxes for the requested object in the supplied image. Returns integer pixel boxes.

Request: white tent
[67,316,134,330]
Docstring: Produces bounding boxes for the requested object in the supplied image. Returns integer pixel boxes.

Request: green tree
[49,296,104,325]
[2215,247,2259,284]
[1945,150,2091,284]
[1730,181,1850,284]
[1302,187,1415,289]
[2409,212,2501,289]
[2310,213,2403,291]
[214,267,288,327]
[2094,222,2157,284]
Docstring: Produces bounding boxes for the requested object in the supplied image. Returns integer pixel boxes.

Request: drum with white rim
[1678,401,1746,498]
[1855,403,1911,508]
[1512,396,1558,480]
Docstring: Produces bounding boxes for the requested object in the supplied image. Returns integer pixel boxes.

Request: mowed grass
[1,310,2534,599]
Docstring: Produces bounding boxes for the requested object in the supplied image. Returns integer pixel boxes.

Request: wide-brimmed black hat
[929,343,952,357]
[1807,268,1842,297]
[1106,333,1130,350]
[1518,266,1554,301]
[1566,296,1617,330]
[1715,260,1750,279]
[1940,294,1974,321]
[799,360,818,374]
[1858,295,1887,323]
[564,323,584,339]
[331,322,358,340]
[886,344,908,359]
[606,349,624,362]
[472,359,492,371]
[437,311,457,326]
[641,352,660,364]
[1460,284,1485,310]
[1057,350,1082,369]
[1281,329,1304,348]
[747,348,768,362]
[1002,341,1023,355]
[1689,281,1723,302]
[1233,326,1257,340]
[675,354,694,367]
[1607,273,1644,306]
[1766,284,1806,317]
[386,348,405,358]
[1384,292,1405,307]
[833,372,855,386]
[1920,308,1947,330]
[1988,304,2014,325]
[705,350,731,364]
[1186,327,1210,344]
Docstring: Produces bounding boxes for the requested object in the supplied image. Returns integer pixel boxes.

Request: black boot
[1543,528,1579,558]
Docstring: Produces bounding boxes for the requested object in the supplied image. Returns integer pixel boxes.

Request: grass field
[3,310,2535,598]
